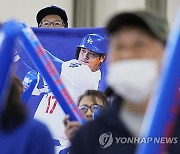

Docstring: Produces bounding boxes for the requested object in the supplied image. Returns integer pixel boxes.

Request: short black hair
[78,90,108,107]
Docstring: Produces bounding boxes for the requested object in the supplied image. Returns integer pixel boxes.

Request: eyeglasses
[40,21,65,27]
[78,104,103,113]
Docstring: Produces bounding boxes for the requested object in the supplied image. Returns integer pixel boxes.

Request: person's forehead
[79,96,95,106]
[42,14,63,21]
[80,48,97,54]
[81,48,90,51]
[79,96,104,106]
[110,27,154,41]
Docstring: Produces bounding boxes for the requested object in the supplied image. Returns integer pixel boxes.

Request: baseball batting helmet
[77,34,108,54]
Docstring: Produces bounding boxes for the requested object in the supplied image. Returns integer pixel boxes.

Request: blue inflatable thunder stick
[137,10,180,154]
[0,21,20,120]
[18,23,86,124]
[0,20,86,124]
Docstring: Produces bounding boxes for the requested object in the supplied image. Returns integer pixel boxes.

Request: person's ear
[99,55,106,63]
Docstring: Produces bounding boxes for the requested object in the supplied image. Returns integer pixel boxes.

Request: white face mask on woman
[107,60,158,104]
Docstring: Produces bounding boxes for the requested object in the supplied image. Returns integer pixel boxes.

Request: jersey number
[46,95,57,114]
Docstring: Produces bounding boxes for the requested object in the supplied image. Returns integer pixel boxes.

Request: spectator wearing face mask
[68,10,169,154]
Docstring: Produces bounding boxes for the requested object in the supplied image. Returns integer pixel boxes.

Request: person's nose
[110,49,136,62]
[49,24,54,28]
[86,109,93,119]
[84,51,89,60]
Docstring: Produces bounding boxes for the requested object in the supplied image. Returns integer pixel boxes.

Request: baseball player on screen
[33,33,108,153]
[60,33,107,102]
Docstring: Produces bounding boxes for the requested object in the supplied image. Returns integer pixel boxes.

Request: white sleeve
[60,59,101,102]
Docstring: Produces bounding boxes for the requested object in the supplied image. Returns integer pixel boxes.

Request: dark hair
[1,76,27,131]
[75,47,81,60]
[106,13,166,45]
[78,90,108,107]
[104,87,114,97]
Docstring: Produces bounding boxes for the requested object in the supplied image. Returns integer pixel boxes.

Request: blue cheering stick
[137,11,180,154]
[0,20,86,124]
[0,21,20,120]
[18,23,86,124]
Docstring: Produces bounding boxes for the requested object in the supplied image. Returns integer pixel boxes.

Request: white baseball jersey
[34,92,69,154]
[60,59,101,103]
[34,59,101,153]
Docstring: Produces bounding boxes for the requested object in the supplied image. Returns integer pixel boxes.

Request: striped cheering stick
[18,23,86,124]
[137,10,180,154]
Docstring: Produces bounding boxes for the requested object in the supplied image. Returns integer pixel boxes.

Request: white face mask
[107,60,158,104]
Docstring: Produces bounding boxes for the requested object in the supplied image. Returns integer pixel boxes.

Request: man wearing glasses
[36,5,68,28]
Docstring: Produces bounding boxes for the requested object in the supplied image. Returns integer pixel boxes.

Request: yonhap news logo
[99,132,113,148]
[99,132,178,149]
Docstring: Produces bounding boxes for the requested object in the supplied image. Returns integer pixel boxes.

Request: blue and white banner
[14,27,108,153]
